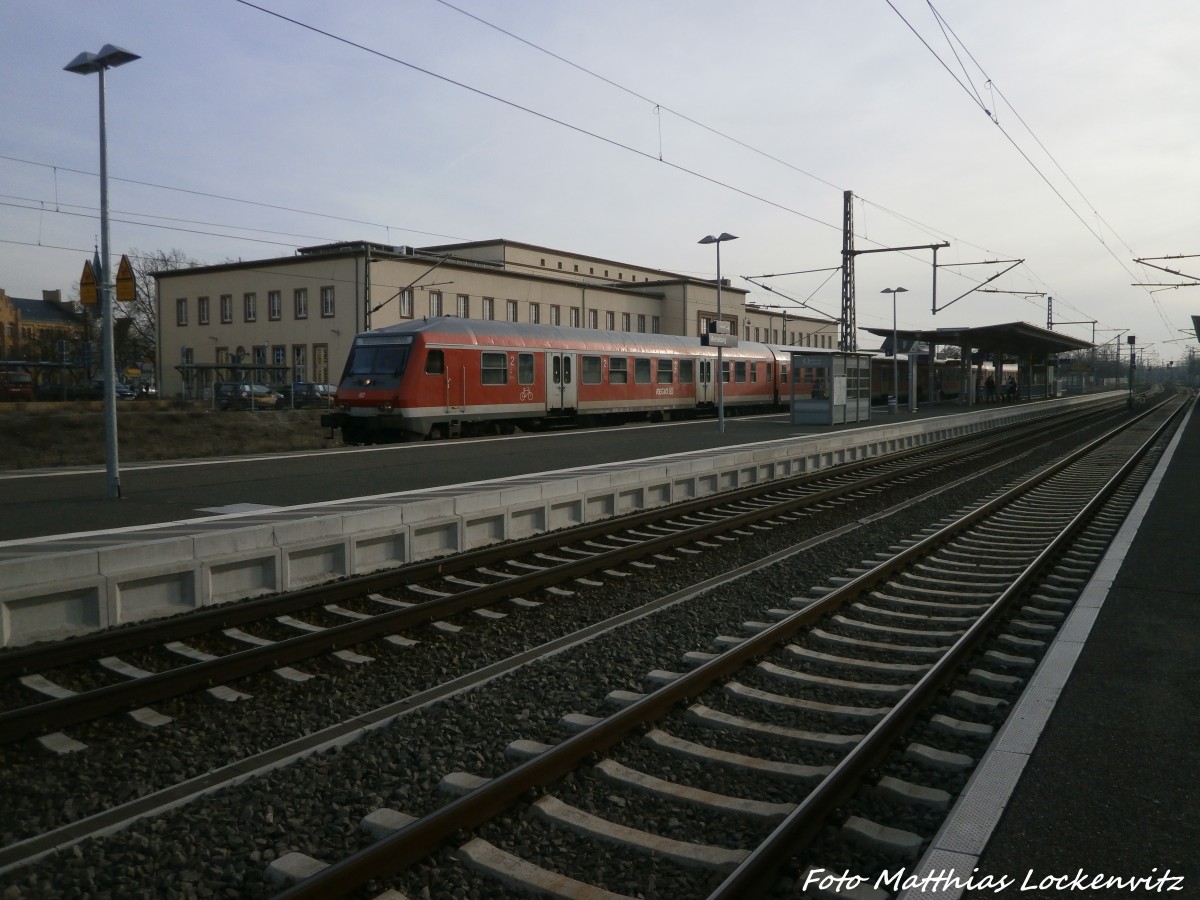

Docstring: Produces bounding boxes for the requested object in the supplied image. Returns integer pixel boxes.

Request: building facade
[153,239,838,399]
[0,288,85,363]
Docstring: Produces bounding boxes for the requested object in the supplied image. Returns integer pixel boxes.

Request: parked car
[278,381,337,408]
[214,382,283,410]
[0,369,34,402]
[96,379,137,400]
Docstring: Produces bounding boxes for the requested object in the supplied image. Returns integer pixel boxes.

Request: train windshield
[341,342,411,385]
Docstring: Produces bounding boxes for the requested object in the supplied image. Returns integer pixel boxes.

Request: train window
[734,361,747,383]
[518,353,534,385]
[634,358,651,384]
[481,352,508,385]
[609,357,628,384]
[679,360,694,384]
[780,365,788,383]
[656,358,673,383]
[425,349,444,375]
[722,360,731,383]
[348,344,410,378]
[581,356,602,384]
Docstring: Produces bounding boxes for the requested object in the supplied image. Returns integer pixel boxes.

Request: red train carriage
[322,318,791,443]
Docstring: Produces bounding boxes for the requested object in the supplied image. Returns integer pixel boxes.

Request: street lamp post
[699,233,738,432]
[881,287,908,414]
[65,44,139,500]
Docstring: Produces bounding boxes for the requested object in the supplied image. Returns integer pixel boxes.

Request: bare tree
[120,247,202,369]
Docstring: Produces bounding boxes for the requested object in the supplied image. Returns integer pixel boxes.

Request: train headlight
[377,402,393,412]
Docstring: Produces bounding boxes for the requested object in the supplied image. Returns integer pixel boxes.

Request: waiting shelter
[789,349,874,425]
[864,321,1093,407]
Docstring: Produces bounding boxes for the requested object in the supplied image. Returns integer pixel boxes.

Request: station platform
[902,395,1198,898]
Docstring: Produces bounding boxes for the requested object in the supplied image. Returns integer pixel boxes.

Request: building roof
[864,321,1093,357]
[8,296,81,325]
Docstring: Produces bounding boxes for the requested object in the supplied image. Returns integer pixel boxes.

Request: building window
[569,308,580,328]
[273,345,286,368]
[321,286,335,318]
[506,300,518,322]
[244,292,257,323]
[529,303,540,324]
[176,298,188,326]
[588,309,598,329]
[430,291,442,316]
[253,345,267,367]
[220,295,233,324]
[400,289,413,318]
[605,311,615,330]
[651,316,660,334]
[314,344,329,382]
[636,314,646,333]
[197,296,212,325]
[457,294,469,318]
[621,313,631,332]
[481,351,507,385]
[268,291,281,321]
[294,288,308,319]
[550,305,561,326]
[293,344,307,381]
[482,297,495,320]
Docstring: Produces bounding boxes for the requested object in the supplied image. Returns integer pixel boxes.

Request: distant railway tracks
[0,392,1185,895]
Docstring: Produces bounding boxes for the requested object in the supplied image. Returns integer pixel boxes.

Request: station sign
[703,332,738,347]
[115,255,136,303]
[80,259,98,305]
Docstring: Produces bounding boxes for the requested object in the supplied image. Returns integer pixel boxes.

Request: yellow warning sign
[116,254,135,303]
[80,259,98,306]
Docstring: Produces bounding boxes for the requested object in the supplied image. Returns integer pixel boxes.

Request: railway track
[0,393,1177,894]
[0,400,1129,752]
[254,393,1187,899]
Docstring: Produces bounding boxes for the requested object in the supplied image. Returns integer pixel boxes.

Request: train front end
[322,330,418,444]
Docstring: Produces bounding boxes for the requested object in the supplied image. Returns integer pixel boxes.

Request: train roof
[358,317,795,356]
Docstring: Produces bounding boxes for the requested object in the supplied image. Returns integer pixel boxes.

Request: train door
[547,351,577,412]
[698,358,713,404]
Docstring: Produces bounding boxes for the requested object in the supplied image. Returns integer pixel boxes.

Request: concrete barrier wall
[0,395,1115,647]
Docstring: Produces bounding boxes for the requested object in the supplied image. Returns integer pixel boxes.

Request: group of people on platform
[982,374,1018,403]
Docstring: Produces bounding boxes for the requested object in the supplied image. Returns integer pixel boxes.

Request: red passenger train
[321,318,962,443]
[323,318,796,443]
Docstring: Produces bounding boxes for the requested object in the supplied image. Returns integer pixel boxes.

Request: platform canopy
[864,321,1093,358]
[1191,314,1200,343]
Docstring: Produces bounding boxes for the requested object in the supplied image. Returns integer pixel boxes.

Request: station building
[152,239,838,400]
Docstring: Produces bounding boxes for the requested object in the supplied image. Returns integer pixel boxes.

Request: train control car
[321,317,804,443]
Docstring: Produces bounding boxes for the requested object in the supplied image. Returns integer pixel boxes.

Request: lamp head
[65,45,140,75]
[698,233,738,245]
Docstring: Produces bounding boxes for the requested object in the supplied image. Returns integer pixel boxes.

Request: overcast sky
[3,1,1198,364]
